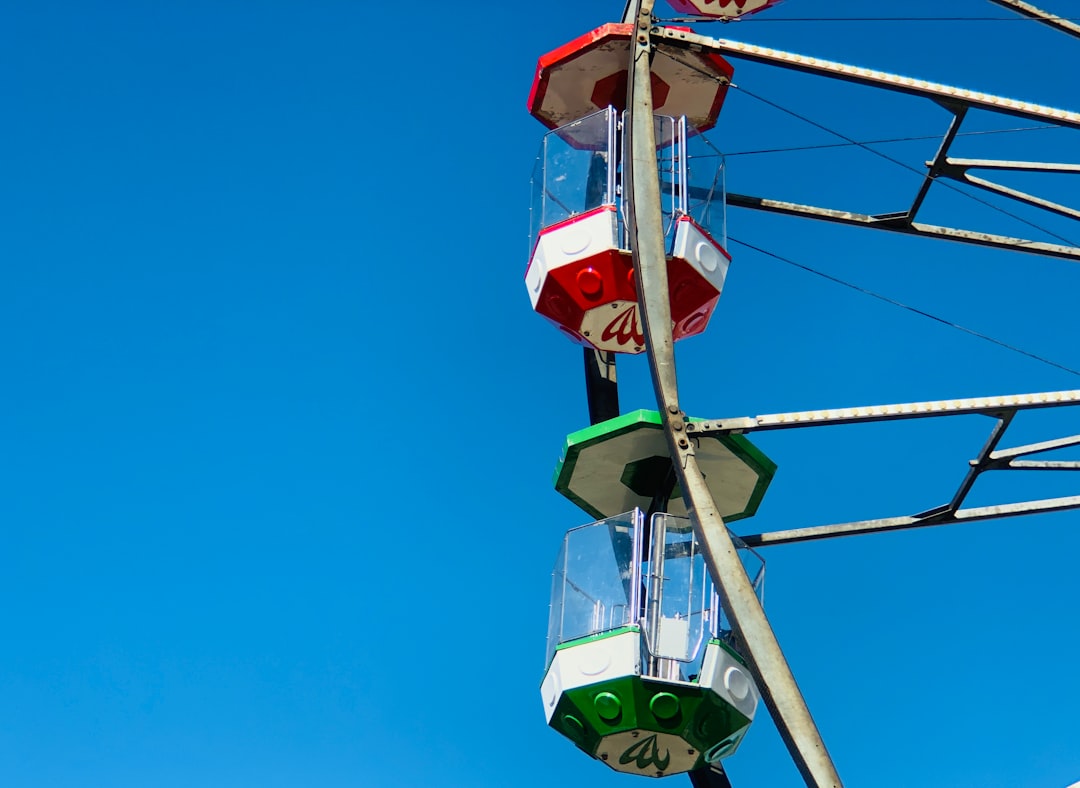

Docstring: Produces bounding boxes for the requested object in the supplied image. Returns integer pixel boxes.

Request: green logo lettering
[619,734,671,771]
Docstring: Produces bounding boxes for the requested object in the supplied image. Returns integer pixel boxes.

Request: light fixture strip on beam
[688,390,1080,434]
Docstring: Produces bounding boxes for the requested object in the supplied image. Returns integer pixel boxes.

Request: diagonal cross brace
[684,391,1080,547]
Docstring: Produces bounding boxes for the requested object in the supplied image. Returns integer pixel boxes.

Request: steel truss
[649,26,1080,261]
[676,389,1080,546]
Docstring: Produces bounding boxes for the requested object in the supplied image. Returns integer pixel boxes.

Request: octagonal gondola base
[667,0,785,20]
[541,628,759,778]
[527,210,731,354]
[553,409,776,521]
[528,24,735,132]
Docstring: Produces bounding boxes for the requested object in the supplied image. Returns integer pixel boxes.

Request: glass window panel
[545,510,643,666]
[529,111,725,262]
[642,514,765,681]
[685,126,726,245]
[642,514,708,678]
[528,108,617,255]
[618,113,681,252]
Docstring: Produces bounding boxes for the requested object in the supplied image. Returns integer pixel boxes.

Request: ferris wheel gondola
[523,2,1080,786]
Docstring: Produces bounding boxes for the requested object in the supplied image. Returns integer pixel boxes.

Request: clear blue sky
[2,1,1078,786]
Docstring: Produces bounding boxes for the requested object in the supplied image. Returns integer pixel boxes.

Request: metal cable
[724,125,1061,157]
[729,235,1080,377]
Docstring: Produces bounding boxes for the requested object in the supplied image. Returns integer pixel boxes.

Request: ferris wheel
[523,1,1080,786]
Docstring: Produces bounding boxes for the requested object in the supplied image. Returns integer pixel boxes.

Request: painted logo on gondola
[601,305,645,347]
[668,0,782,19]
[619,734,671,771]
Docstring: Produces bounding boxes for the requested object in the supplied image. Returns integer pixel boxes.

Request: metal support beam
[944,411,1014,515]
[623,3,842,785]
[651,27,1080,131]
[986,0,1080,40]
[957,173,1080,222]
[741,495,1080,547]
[681,390,1080,548]
[651,27,1080,260]
[940,159,1080,173]
[1006,460,1080,470]
[933,158,1080,222]
[583,349,620,425]
[988,433,1080,464]
[726,192,1080,261]
[687,389,1080,436]
[690,764,735,788]
[906,108,967,220]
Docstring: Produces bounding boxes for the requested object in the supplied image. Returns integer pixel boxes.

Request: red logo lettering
[601,305,645,347]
